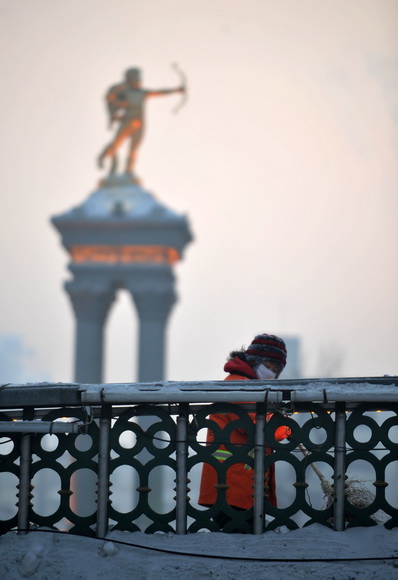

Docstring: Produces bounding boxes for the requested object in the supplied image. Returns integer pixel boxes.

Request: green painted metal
[0,395,398,535]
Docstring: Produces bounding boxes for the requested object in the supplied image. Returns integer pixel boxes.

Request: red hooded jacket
[198,357,289,510]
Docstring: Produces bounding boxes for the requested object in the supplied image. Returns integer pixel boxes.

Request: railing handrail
[1,376,397,407]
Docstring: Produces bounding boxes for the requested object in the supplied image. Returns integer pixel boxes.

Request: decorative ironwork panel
[109,405,177,533]
[267,405,336,530]
[29,408,99,535]
[186,403,337,532]
[0,412,20,534]
[344,404,398,528]
[1,396,398,536]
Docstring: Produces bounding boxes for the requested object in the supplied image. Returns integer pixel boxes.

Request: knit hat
[245,333,287,374]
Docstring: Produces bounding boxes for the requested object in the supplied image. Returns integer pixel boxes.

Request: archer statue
[98,67,186,176]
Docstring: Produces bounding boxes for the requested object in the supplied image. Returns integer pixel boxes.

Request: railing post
[333,402,346,531]
[253,404,266,534]
[175,406,188,535]
[96,405,112,537]
[17,432,32,535]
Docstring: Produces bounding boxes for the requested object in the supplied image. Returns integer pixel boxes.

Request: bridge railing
[0,377,397,536]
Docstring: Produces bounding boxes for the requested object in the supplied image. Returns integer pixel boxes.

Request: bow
[171,62,188,114]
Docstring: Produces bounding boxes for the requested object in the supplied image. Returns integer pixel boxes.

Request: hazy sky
[0,0,397,383]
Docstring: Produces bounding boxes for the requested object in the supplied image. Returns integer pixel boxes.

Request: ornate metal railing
[0,378,397,536]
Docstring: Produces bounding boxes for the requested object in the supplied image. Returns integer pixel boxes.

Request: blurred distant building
[282,336,301,379]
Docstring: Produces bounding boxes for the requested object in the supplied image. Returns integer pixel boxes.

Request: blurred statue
[98,67,186,176]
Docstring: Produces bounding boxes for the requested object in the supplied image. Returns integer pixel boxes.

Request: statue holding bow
[98,67,186,176]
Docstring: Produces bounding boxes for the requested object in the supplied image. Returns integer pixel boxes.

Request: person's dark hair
[227,348,248,362]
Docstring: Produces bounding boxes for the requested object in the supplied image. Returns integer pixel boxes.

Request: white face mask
[256,363,276,380]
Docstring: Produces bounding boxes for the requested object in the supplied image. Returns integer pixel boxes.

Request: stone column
[130,287,176,382]
[66,282,115,383]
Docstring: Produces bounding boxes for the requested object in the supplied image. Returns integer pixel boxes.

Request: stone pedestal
[52,175,192,383]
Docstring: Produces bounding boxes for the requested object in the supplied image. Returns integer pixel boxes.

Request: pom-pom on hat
[245,333,287,374]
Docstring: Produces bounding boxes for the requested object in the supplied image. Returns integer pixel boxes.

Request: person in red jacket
[198,333,290,532]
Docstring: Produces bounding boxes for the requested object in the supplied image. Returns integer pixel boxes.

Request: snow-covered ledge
[1,376,397,406]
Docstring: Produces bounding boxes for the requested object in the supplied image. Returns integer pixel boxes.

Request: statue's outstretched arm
[146,87,185,97]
